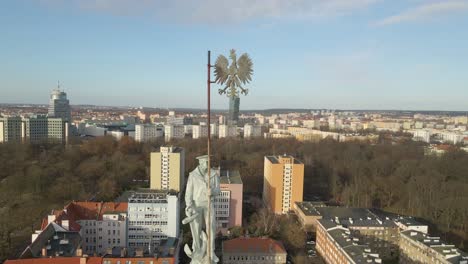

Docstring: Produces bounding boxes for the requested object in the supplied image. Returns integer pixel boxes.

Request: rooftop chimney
[135,248,144,257]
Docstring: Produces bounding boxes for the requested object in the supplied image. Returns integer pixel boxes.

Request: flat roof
[323,222,382,263]
[219,170,243,184]
[401,230,468,263]
[300,206,396,228]
[295,201,327,216]
[265,155,303,164]
[117,188,178,202]
[159,146,184,153]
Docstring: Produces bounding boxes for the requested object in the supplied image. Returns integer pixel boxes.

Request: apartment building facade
[215,170,243,233]
[126,190,180,253]
[164,125,184,142]
[135,124,163,142]
[263,155,304,214]
[150,146,185,192]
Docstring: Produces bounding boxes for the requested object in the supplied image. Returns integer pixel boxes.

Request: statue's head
[229,49,237,61]
[196,155,209,174]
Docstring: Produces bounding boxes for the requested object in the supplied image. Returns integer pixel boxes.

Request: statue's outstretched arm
[185,173,193,207]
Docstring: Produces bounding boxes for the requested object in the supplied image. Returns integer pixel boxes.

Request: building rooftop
[319,220,382,263]
[401,230,468,264]
[118,189,178,203]
[265,155,303,164]
[41,202,128,231]
[159,146,184,153]
[295,201,327,216]
[223,237,286,255]
[6,257,97,264]
[20,222,82,259]
[296,205,396,228]
[394,216,427,227]
[315,207,374,219]
[219,170,243,184]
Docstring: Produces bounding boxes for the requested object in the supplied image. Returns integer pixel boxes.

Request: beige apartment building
[150,146,185,192]
[263,155,304,214]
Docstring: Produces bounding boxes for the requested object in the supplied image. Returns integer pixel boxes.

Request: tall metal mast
[207,50,212,263]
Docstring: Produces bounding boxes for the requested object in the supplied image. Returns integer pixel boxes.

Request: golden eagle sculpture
[214,49,253,98]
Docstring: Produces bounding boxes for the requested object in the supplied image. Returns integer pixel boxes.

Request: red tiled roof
[4,257,101,264]
[223,237,286,254]
[103,258,174,264]
[41,202,128,231]
[436,144,453,151]
[86,257,103,264]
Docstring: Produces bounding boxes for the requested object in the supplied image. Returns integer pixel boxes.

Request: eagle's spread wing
[214,55,229,85]
[237,53,253,84]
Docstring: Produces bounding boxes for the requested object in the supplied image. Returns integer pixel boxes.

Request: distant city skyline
[1,0,468,111]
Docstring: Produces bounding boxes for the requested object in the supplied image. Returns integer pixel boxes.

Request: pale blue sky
[1,0,467,110]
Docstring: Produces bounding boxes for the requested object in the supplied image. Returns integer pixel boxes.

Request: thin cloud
[375,0,468,26]
[39,0,381,24]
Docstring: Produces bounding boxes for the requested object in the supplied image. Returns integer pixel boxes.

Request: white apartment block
[108,130,124,140]
[243,124,261,138]
[127,191,180,252]
[219,124,237,138]
[164,125,184,142]
[210,123,219,137]
[192,125,208,139]
[135,124,163,142]
[1,116,68,144]
[184,125,193,135]
[437,131,464,144]
[413,129,431,143]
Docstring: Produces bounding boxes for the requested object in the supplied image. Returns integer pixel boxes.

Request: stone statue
[183,155,220,263]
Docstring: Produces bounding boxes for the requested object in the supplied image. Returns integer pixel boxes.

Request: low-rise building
[33,202,128,256]
[215,170,243,234]
[394,217,429,234]
[400,230,468,264]
[316,219,383,264]
[293,201,327,231]
[126,190,180,254]
[294,205,399,260]
[222,237,287,264]
[21,222,82,258]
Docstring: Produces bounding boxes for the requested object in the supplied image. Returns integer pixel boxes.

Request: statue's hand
[185,204,194,216]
